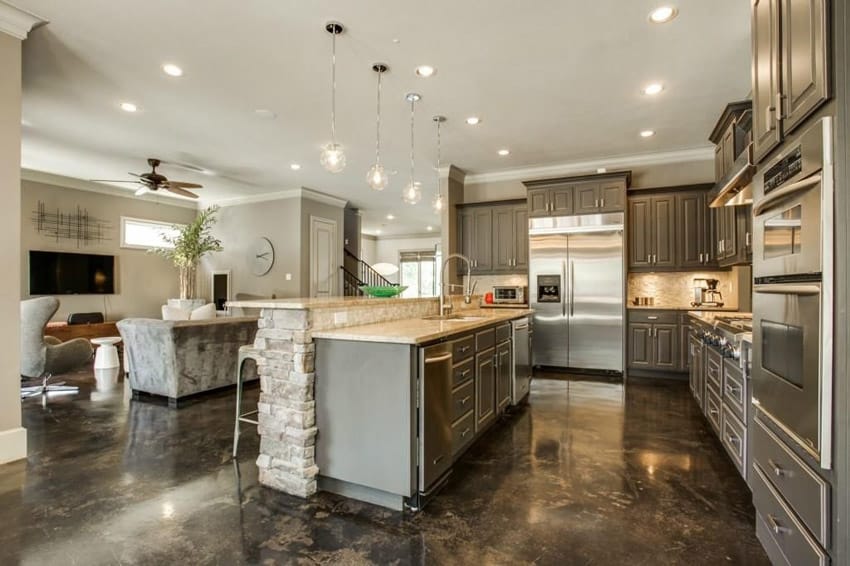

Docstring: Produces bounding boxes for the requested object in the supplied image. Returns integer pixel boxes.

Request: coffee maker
[692,278,724,307]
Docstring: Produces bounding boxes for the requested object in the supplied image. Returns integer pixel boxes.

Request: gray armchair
[21,297,93,396]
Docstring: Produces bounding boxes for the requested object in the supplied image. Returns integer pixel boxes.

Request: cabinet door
[689,337,704,408]
[513,206,529,270]
[652,196,677,268]
[704,205,718,267]
[628,323,653,369]
[550,186,574,215]
[528,188,550,218]
[740,204,753,261]
[475,349,496,431]
[628,197,653,269]
[676,192,705,268]
[472,208,493,272]
[752,0,783,162]
[721,127,736,172]
[781,0,829,134]
[492,206,514,272]
[722,206,737,261]
[599,181,625,212]
[715,206,726,261]
[574,183,600,214]
[714,144,724,182]
[653,323,679,371]
[496,341,512,412]
[458,208,475,275]
[680,323,691,371]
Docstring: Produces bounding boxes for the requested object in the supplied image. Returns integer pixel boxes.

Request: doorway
[310,216,338,298]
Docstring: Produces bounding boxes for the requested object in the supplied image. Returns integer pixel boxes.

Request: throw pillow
[161,305,190,321]
[190,303,217,320]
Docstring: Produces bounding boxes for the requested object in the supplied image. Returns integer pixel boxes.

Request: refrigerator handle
[561,260,567,318]
[570,260,575,316]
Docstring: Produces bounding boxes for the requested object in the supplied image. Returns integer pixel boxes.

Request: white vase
[167,298,206,311]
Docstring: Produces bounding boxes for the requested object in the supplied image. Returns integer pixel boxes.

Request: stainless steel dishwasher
[418,343,453,495]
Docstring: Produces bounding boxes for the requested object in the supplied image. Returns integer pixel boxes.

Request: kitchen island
[225,295,531,509]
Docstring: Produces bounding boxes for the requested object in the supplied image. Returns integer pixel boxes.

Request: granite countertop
[312,308,534,345]
[627,305,740,311]
[686,310,753,324]
[227,295,438,310]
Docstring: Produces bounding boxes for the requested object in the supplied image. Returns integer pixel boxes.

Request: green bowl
[359,285,407,298]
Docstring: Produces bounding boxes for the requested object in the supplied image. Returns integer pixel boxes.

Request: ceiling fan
[91,158,203,199]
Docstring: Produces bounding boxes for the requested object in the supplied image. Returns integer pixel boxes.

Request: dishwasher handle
[425,352,453,364]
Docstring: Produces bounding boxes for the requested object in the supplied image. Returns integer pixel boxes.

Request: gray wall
[1,32,25,463]
[20,178,198,321]
[201,198,302,300]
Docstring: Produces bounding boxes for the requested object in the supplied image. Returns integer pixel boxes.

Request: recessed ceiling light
[120,102,138,113]
[375,229,382,235]
[642,83,664,96]
[386,214,395,220]
[596,167,608,173]
[640,130,656,138]
[415,65,436,78]
[649,6,678,23]
[162,63,183,77]
[498,149,510,156]
[426,226,434,231]
[290,163,301,171]
[254,108,277,119]
[466,116,481,125]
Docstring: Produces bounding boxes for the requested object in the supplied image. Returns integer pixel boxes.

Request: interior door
[529,233,568,367]
[310,216,338,298]
[567,230,623,371]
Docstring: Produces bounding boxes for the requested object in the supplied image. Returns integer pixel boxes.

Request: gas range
[697,314,753,363]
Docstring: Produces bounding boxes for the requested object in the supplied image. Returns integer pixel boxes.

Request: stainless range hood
[708,143,756,208]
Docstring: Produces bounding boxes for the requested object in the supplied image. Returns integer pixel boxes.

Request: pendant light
[431,115,446,214]
[402,92,422,205]
[320,21,346,173]
[366,63,390,191]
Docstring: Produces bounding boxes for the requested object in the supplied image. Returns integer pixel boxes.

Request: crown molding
[21,169,200,210]
[201,187,347,209]
[464,146,715,185]
[372,232,439,241]
[0,2,46,40]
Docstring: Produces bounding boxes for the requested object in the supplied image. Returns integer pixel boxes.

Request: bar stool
[233,345,261,458]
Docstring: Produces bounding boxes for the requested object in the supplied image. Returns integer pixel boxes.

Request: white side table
[91,336,122,370]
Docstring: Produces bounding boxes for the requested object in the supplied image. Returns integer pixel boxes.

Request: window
[399,249,440,298]
[120,217,184,250]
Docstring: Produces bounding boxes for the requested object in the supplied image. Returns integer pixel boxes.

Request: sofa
[117,316,259,406]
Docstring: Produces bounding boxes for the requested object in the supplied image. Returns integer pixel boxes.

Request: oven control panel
[763,145,802,193]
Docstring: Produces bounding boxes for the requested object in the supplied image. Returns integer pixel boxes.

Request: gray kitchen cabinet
[628,310,684,374]
[752,0,829,162]
[653,323,679,371]
[475,348,496,432]
[526,184,574,217]
[714,203,753,267]
[524,172,630,218]
[676,191,714,268]
[599,181,626,212]
[679,315,691,371]
[688,335,704,409]
[456,200,528,275]
[527,188,550,217]
[550,186,574,215]
[574,183,600,214]
[628,323,653,369]
[496,340,512,412]
[628,194,676,270]
[752,0,782,162]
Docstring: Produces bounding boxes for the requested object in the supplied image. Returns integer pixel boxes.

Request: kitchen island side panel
[315,339,417,498]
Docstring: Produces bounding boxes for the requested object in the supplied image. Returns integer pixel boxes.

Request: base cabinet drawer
[495,323,511,343]
[721,406,746,479]
[753,465,829,566]
[705,390,722,434]
[722,358,746,421]
[451,410,475,457]
[705,347,722,397]
[752,415,830,546]
[452,358,474,388]
[451,380,475,422]
[452,336,475,362]
[475,328,496,351]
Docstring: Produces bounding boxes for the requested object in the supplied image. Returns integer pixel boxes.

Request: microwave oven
[493,286,526,304]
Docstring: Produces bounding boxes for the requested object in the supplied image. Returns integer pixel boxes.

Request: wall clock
[251,237,275,276]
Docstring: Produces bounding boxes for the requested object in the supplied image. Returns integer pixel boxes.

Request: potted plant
[155,205,223,310]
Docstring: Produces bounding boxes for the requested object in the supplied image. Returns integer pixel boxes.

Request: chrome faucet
[440,254,478,317]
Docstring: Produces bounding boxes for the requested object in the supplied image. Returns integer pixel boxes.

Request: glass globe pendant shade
[367,163,389,191]
[320,143,346,173]
[432,192,445,214]
[402,182,422,205]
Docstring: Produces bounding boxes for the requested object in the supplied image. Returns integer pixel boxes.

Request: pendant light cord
[436,120,442,197]
[375,70,382,165]
[409,99,415,185]
[331,30,337,145]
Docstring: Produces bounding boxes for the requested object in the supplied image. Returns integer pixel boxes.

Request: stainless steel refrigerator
[529,213,624,372]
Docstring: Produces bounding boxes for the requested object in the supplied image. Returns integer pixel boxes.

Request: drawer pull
[433,455,445,466]
[709,408,719,416]
[647,316,658,320]
[460,346,471,353]
[460,369,471,378]
[766,514,792,535]
[767,458,790,477]
[460,395,471,405]
[725,383,741,396]
[725,433,741,447]
[461,427,471,438]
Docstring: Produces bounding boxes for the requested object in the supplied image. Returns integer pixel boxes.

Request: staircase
[340,249,393,296]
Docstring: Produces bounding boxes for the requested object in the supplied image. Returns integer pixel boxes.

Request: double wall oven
[751,117,834,469]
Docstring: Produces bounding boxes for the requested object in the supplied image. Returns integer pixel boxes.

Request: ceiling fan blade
[90,179,140,183]
[134,186,150,196]
[128,172,143,177]
[165,186,199,199]
[166,181,203,189]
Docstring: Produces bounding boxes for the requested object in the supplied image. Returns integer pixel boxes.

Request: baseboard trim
[0,427,27,465]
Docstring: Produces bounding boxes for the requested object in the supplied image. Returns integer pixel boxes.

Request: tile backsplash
[628,270,744,309]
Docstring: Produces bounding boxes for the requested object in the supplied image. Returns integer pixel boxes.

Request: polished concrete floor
[0,367,769,565]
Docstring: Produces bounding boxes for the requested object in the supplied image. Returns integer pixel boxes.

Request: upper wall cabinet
[751,0,829,163]
[523,172,631,219]
[457,200,528,275]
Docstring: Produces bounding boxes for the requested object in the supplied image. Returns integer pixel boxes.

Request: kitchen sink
[422,314,487,322]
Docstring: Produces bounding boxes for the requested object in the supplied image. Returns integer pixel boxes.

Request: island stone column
[252,307,318,497]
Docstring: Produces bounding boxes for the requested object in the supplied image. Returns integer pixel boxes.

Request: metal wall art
[32,200,110,246]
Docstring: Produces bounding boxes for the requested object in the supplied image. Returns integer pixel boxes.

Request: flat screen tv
[29,251,115,295]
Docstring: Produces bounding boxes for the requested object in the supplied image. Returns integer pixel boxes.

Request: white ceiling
[15,0,751,236]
